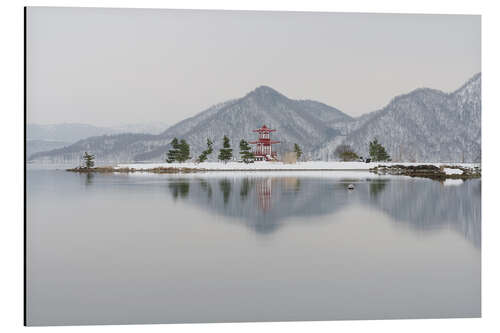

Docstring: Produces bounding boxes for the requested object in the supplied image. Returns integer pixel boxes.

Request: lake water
[26,169,481,325]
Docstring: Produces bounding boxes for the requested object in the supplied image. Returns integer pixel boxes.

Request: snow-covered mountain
[316,73,481,162]
[134,86,351,161]
[29,74,481,163]
[29,87,351,162]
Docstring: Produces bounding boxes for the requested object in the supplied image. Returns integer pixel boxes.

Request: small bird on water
[347,184,355,190]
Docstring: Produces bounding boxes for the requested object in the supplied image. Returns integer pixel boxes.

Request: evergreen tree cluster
[294,143,302,161]
[166,138,191,163]
[197,139,214,163]
[239,139,255,163]
[369,138,391,162]
[83,151,95,168]
[218,135,233,162]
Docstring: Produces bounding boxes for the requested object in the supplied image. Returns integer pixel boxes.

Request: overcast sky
[27,7,480,126]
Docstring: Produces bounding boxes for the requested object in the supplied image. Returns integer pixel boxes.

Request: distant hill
[26,140,71,157]
[27,122,169,142]
[29,74,481,163]
[26,122,169,160]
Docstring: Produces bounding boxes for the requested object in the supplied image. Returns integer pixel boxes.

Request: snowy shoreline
[116,161,480,171]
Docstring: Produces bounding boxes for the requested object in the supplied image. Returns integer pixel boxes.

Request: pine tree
[218,135,233,162]
[197,138,214,163]
[166,138,180,163]
[294,143,302,161]
[369,138,391,162]
[83,151,95,168]
[177,139,191,162]
[239,139,255,163]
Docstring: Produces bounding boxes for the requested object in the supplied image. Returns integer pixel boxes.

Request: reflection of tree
[240,178,251,201]
[282,177,301,194]
[199,179,212,200]
[369,180,389,199]
[170,175,479,246]
[474,180,481,195]
[85,172,94,186]
[219,179,232,205]
[169,180,190,199]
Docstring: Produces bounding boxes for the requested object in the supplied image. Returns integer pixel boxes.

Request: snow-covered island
[111,161,478,178]
[66,161,481,180]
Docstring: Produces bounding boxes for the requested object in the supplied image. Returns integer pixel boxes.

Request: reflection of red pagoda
[256,178,272,212]
[249,125,280,161]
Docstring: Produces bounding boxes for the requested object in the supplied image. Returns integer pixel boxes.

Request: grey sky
[27,7,480,127]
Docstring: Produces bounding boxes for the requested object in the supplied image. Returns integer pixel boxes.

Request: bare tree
[334,144,359,161]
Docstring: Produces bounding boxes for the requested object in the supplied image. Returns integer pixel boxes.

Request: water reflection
[369,179,388,199]
[83,172,94,186]
[166,175,481,247]
[239,178,251,201]
[256,178,272,211]
[168,179,190,199]
[219,179,232,205]
[199,179,212,201]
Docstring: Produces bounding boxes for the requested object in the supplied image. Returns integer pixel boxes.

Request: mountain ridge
[336,73,481,162]
[29,73,481,163]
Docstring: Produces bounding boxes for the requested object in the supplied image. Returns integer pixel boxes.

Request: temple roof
[253,124,276,133]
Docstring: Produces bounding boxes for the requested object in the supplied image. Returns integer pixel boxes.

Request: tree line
[79,138,389,166]
[165,136,391,164]
[165,136,303,163]
[165,136,236,163]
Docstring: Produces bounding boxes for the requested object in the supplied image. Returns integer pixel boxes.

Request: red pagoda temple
[249,125,280,161]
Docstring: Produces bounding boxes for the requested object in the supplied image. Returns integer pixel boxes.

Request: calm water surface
[26,169,481,325]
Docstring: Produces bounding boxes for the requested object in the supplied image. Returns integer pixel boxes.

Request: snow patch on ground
[443,168,465,175]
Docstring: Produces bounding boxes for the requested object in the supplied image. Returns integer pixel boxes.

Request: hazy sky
[27,7,480,126]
